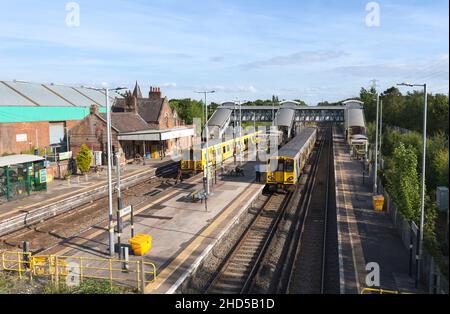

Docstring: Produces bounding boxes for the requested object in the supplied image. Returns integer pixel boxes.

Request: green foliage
[76,144,93,175]
[385,143,421,221]
[19,147,46,155]
[431,149,449,187]
[43,279,128,294]
[380,127,448,194]
[361,86,449,137]
[169,98,205,125]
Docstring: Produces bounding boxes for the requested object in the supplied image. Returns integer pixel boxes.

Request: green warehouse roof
[0,80,123,107]
[0,80,121,122]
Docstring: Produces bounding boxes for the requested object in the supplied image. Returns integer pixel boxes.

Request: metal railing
[1,251,157,292]
[360,287,414,294]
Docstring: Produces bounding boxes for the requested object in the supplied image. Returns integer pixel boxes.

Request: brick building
[69,83,194,163]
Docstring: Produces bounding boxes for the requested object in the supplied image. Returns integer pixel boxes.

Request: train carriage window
[276,159,284,172]
[285,159,294,172]
[269,159,278,172]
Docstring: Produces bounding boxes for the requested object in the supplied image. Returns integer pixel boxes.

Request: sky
[0,0,448,104]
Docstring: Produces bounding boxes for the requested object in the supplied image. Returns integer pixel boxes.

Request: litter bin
[129,234,152,256]
[372,195,385,212]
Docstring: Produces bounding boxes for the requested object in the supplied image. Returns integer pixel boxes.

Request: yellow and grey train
[180,130,262,172]
[266,127,317,191]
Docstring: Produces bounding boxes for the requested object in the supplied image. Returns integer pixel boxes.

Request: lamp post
[373,92,380,195]
[195,90,216,195]
[379,98,383,169]
[235,98,246,166]
[86,86,126,257]
[397,82,428,288]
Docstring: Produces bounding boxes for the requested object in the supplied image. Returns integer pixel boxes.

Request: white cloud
[160,82,177,88]
[211,85,257,93]
[242,50,349,70]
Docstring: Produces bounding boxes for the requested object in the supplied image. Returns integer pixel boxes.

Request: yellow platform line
[144,185,256,294]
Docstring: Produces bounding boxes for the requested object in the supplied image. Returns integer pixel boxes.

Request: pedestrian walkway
[333,126,425,294]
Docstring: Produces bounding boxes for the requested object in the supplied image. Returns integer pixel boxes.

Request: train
[266,127,317,191]
[180,130,262,172]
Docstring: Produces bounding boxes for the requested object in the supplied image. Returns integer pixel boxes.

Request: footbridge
[207,100,364,139]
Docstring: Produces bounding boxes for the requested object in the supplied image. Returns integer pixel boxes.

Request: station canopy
[346,109,366,128]
[0,154,44,167]
[118,127,195,141]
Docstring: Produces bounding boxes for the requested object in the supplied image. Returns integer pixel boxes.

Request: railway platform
[0,158,176,236]
[333,126,425,294]
[25,160,265,293]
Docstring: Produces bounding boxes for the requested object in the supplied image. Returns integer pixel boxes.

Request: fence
[1,251,157,293]
[378,181,449,294]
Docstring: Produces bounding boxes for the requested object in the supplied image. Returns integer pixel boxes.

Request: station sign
[118,205,132,218]
[16,133,27,142]
[39,169,47,183]
[59,151,72,161]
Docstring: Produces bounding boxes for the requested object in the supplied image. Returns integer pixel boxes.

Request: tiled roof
[98,112,150,133]
[137,98,165,123]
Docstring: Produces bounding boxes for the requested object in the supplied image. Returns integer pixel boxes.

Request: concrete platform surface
[0,158,175,221]
[333,126,425,294]
[37,159,265,293]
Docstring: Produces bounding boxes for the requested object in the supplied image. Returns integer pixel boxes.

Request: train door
[274,158,285,183]
[284,158,295,184]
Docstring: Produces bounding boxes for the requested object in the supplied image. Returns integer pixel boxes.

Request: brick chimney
[149,86,162,101]
[90,104,100,115]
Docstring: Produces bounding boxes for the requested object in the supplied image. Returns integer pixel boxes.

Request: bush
[76,144,93,175]
[385,143,421,221]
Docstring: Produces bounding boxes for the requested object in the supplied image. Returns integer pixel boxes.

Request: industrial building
[0,80,122,156]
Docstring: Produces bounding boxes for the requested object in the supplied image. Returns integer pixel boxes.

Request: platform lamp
[195,90,216,196]
[86,85,127,257]
[235,98,247,166]
[397,82,428,288]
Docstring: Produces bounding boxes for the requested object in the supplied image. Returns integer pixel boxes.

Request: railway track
[0,162,188,252]
[205,191,292,294]
[281,126,333,293]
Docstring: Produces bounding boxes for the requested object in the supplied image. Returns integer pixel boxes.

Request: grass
[0,272,132,294]
[42,279,131,294]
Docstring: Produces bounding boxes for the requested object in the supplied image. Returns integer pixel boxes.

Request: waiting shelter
[0,154,47,202]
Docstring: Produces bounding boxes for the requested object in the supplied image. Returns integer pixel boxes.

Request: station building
[69,83,195,163]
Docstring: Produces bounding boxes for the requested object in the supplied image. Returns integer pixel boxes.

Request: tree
[76,144,93,175]
[385,143,421,222]
[360,86,377,123]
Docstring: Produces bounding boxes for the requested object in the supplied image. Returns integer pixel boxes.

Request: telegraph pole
[86,85,126,257]
[105,88,115,257]
[373,92,379,195]
[195,90,216,195]
[397,82,428,288]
